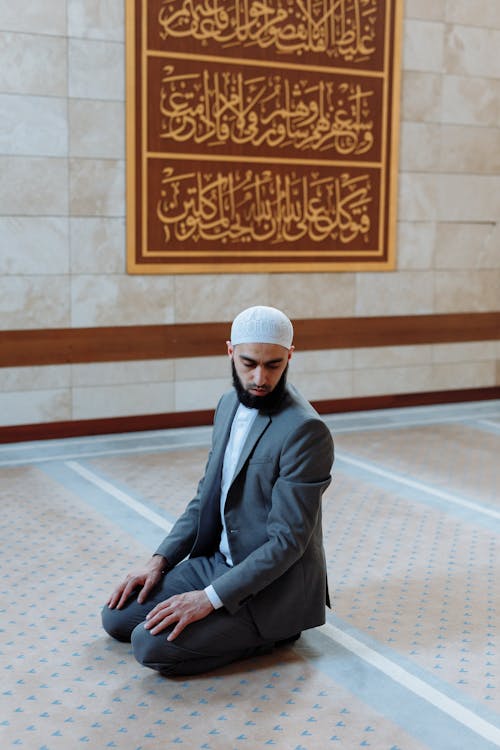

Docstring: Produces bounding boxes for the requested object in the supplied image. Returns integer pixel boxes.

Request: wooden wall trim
[1,387,499,444]
[1,313,499,368]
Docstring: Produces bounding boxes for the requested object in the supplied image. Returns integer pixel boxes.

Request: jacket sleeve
[153,396,226,565]
[153,468,207,566]
[210,417,333,613]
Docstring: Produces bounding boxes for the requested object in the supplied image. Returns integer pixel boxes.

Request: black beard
[231,361,288,413]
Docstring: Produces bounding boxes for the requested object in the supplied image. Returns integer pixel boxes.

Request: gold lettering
[157,0,378,62]
[156,166,372,246]
[157,64,376,156]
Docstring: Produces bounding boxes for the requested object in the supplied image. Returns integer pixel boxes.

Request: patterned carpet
[1,401,499,749]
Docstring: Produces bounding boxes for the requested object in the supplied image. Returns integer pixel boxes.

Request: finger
[144,602,163,621]
[116,580,138,610]
[107,592,118,609]
[166,619,187,641]
[137,575,158,605]
[146,594,177,620]
[145,604,173,629]
[148,612,177,635]
[107,584,127,609]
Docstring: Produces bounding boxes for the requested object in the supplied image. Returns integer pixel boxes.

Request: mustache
[231,361,288,412]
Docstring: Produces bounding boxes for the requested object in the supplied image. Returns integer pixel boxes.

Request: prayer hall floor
[1,400,499,750]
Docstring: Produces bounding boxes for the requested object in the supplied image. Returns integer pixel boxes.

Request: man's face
[228,342,293,401]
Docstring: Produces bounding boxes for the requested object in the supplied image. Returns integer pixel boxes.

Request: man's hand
[144,590,214,641]
[107,555,167,610]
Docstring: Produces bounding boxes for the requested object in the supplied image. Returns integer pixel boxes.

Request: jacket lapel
[215,402,238,461]
[202,393,238,498]
[195,394,238,547]
[230,411,271,484]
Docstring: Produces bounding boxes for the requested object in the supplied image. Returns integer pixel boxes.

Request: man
[102,305,334,676]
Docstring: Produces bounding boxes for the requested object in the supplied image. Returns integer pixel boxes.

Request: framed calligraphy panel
[126,0,403,273]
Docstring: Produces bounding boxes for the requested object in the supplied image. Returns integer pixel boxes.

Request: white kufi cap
[231,306,293,349]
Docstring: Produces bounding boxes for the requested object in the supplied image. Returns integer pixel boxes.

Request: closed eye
[239,357,284,369]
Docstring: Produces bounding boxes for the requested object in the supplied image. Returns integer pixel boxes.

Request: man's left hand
[144,590,214,640]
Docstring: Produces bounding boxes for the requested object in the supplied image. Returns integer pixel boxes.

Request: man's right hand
[107,555,168,610]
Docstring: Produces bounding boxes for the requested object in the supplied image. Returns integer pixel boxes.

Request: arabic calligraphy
[155,164,373,247]
[156,62,377,156]
[156,0,379,63]
[127,0,401,272]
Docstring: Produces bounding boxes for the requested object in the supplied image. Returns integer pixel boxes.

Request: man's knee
[130,623,270,677]
[101,605,135,643]
[131,623,180,675]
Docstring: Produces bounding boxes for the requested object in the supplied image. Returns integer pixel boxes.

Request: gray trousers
[101,553,275,676]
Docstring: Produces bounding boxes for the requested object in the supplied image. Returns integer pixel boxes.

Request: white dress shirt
[204,403,258,609]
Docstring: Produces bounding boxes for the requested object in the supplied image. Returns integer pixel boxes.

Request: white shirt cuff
[204,584,224,610]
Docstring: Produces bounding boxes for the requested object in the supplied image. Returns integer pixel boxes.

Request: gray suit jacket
[156,383,334,640]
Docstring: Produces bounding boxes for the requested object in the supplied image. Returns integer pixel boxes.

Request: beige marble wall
[0,1,499,426]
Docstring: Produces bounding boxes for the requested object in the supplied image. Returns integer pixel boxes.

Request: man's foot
[275,633,301,647]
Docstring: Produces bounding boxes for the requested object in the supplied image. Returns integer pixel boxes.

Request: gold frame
[126,0,403,274]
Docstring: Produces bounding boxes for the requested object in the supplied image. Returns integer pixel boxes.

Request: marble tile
[268,273,356,318]
[445,25,500,78]
[0,276,70,330]
[69,99,124,158]
[68,38,124,100]
[290,349,353,373]
[397,221,436,270]
[0,94,67,156]
[431,361,496,390]
[355,271,434,317]
[175,377,230,411]
[401,72,442,122]
[69,158,124,216]
[1,1,499,433]
[67,0,125,41]
[0,389,70,426]
[0,217,69,274]
[398,173,439,222]
[434,222,499,269]
[0,32,66,96]
[0,156,68,215]
[0,365,70,391]
[174,275,269,322]
[442,75,500,126]
[483,223,500,269]
[72,382,175,419]
[439,125,500,173]
[0,0,66,34]
[71,274,174,326]
[405,0,446,21]
[175,355,229,380]
[72,359,175,387]
[431,341,498,364]
[434,269,500,313]
[403,19,445,73]
[70,217,125,273]
[291,370,353,402]
[354,345,433,369]
[353,365,433,397]
[399,122,441,172]
[438,175,500,222]
[445,0,500,29]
